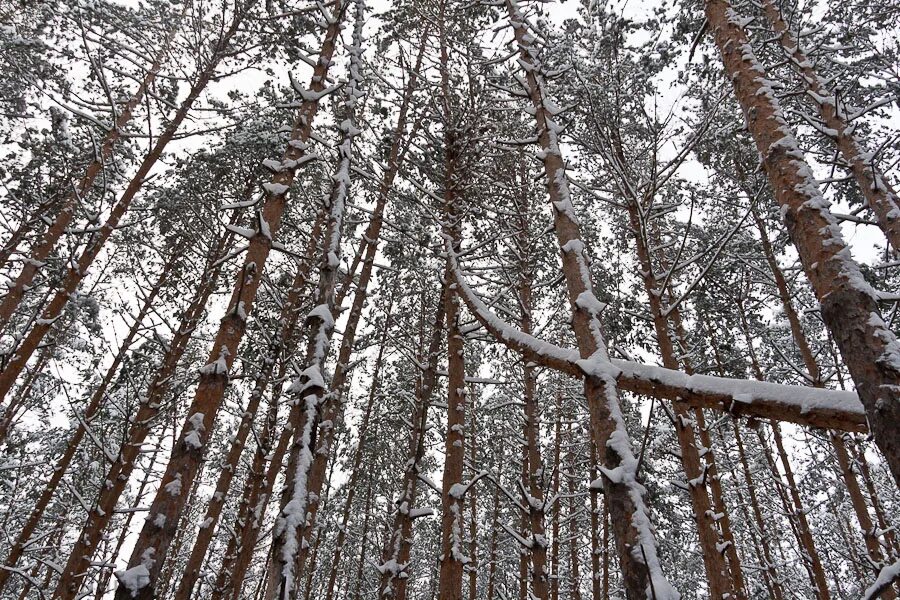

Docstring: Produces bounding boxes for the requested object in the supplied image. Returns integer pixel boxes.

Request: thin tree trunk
[322,313,391,600]
[732,419,785,599]
[502,3,674,596]
[467,396,478,600]
[758,0,900,253]
[550,399,562,600]
[0,252,176,593]
[0,10,250,411]
[706,0,900,484]
[0,333,55,444]
[377,295,444,600]
[624,200,733,597]
[52,220,237,599]
[588,441,603,600]
[566,427,582,600]
[110,6,346,598]
[771,424,832,598]
[265,10,361,597]
[0,9,183,331]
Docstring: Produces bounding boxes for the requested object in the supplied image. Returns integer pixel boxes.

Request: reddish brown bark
[210,209,327,599]
[624,201,733,597]
[731,420,785,600]
[503,2,673,596]
[706,0,900,483]
[52,222,236,600]
[0,252,176,594]
[0,10,183,331]
[759,0,900,253]
[377,295,445,600]
[771,425,831,598]
[109,6,344,597]
[0,6,244,408]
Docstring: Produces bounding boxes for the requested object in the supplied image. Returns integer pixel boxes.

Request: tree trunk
[377,295,445,600]
[0,9,183,331]
[503,3,674,596]
[52,221,237,600]
[624,200,733,597]
[0,252,175,594]
[758,0,900,253]
[265,10,361,598]
[110,6,346,598]
[706,0,900,484]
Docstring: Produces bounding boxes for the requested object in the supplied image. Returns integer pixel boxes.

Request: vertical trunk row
[377,295,445,600]
[753,204,894,592]
[705,0,900,484]
[0,4,185,331]
[730,420,785,600]
[286,18,425,584]
[624,201,733,597]
[210,203,328,599]
[0,2,248,406]
[52,220,238,600]
[518,179,549,600]
[266,5,361,596]
[436,4,468,593]
[503,2,676,597]
[0,251,177,594]
[321,312,390,600]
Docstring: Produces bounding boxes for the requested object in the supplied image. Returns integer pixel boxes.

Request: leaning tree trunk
[0,8,184,332]
[706,0,900,484]
[377,294,445,600]
[52,220,238,600]
[264,8,362,597]
[107,5,346,598]
[0,4,246,408]
[758,0,900,253]
[502,2,677,597]
[624,200,733,597]
[753,204,894,590]
[0,252,176,594]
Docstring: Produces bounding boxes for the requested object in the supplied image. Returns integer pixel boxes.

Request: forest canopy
[0,0,898,598]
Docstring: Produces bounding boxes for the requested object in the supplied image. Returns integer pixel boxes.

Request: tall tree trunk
[550,398,562,600]
[753,202,894,591]
[377,295,445,600]
[502,3,675,596]
[52,220,238,600]
[0,252,176,593]
[265,8,361,597]
[0,4,246,408]
[770,425,832,598]
[758,0,900,253]
[705,0,900,484]
[589,442,603,600]
[210,206,328,600]
[322,311,391,600]
[0,9,183,331]
[624,200,733,597]
[566,426,582,600]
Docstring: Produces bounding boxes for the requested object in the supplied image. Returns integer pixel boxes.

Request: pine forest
[0,0,898,598]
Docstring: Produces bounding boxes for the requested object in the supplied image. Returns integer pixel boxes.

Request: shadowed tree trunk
[706,0,900,484]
